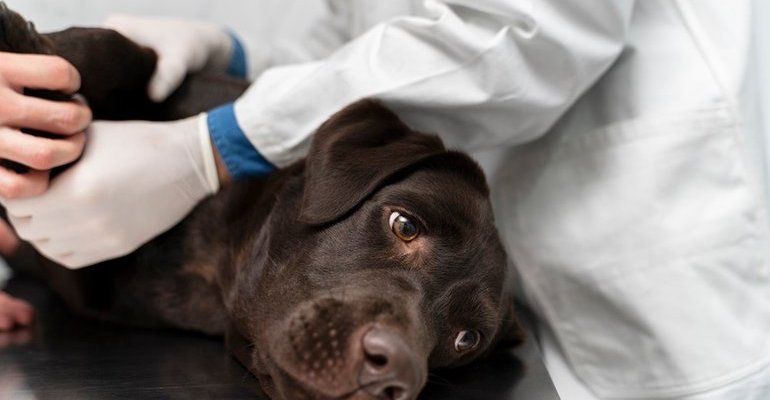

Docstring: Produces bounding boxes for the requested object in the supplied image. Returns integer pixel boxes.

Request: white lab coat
[232,0,770,398]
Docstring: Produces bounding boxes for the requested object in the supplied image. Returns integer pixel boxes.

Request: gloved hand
[104,15,235,102]
[2,115,220,269]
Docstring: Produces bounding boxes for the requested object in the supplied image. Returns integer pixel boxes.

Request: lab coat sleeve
[207,0,635,178]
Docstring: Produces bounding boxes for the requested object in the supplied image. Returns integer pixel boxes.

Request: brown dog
[0,5,524,399]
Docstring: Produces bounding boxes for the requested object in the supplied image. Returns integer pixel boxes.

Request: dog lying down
[0,5,524,399]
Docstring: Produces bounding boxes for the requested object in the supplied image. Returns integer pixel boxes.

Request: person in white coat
[1,0,769,398]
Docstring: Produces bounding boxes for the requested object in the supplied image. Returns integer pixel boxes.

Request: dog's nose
[359,326,422,400]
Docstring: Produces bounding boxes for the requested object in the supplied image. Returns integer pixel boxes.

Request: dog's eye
[389,211,419,242]
[454,330,481,352]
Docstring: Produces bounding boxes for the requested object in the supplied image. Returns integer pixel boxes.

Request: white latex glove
[104,15,234,102]
[2,115,220,269]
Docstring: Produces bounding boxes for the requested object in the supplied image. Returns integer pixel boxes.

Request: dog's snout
[278,298,427,399]
[360,326,422,400]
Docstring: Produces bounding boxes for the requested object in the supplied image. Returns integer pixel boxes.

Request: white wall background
[5,0,327,47]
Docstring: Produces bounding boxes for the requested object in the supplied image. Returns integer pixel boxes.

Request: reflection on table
[0,277,560,399]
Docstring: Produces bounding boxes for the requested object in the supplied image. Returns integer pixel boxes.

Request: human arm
[211,0,635,176]
[105,0,636,173]
[1,0,635,269]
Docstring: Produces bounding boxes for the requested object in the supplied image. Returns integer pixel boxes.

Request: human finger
[0,128,86,170]
[0,53,81,94]
[0,167,49,200]
[148,57,187,102]
[0,90,92,134]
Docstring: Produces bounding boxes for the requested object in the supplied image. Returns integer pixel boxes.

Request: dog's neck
[202,163,307,328]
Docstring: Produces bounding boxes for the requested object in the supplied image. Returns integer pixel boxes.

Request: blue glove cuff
[207,103,276,180]
[226,31,248,79]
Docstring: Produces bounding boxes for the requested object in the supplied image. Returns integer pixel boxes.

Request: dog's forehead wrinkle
[424,240,501,283]
[432,279,500,328]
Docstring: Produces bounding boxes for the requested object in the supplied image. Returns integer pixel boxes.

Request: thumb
[148,57,187,102]
[0,220,20,257]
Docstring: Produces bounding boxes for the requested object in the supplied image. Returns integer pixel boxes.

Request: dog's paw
[0,291,34,331]
[0,2,52,54]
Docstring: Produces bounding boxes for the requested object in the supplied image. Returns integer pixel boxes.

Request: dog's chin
[261,368,400,400]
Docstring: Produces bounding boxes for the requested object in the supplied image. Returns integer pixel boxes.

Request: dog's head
[231,100,523,400]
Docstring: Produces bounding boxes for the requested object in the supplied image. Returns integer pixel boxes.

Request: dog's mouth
[259,298,428,400]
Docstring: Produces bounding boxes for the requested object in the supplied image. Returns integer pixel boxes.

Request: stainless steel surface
[0,277,560,399]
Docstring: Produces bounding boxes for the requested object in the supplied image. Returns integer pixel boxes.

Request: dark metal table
[0,277,560,399]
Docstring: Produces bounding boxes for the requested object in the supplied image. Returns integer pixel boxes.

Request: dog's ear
[299,99,445,225]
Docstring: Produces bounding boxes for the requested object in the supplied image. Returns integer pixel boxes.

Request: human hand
[0,217,29,333]
[2,115,221,269]
[0,219,19,256]
[104,15,234,102]
[0,52,91,198]
[0,217,27,333]
[0,291,33,332]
